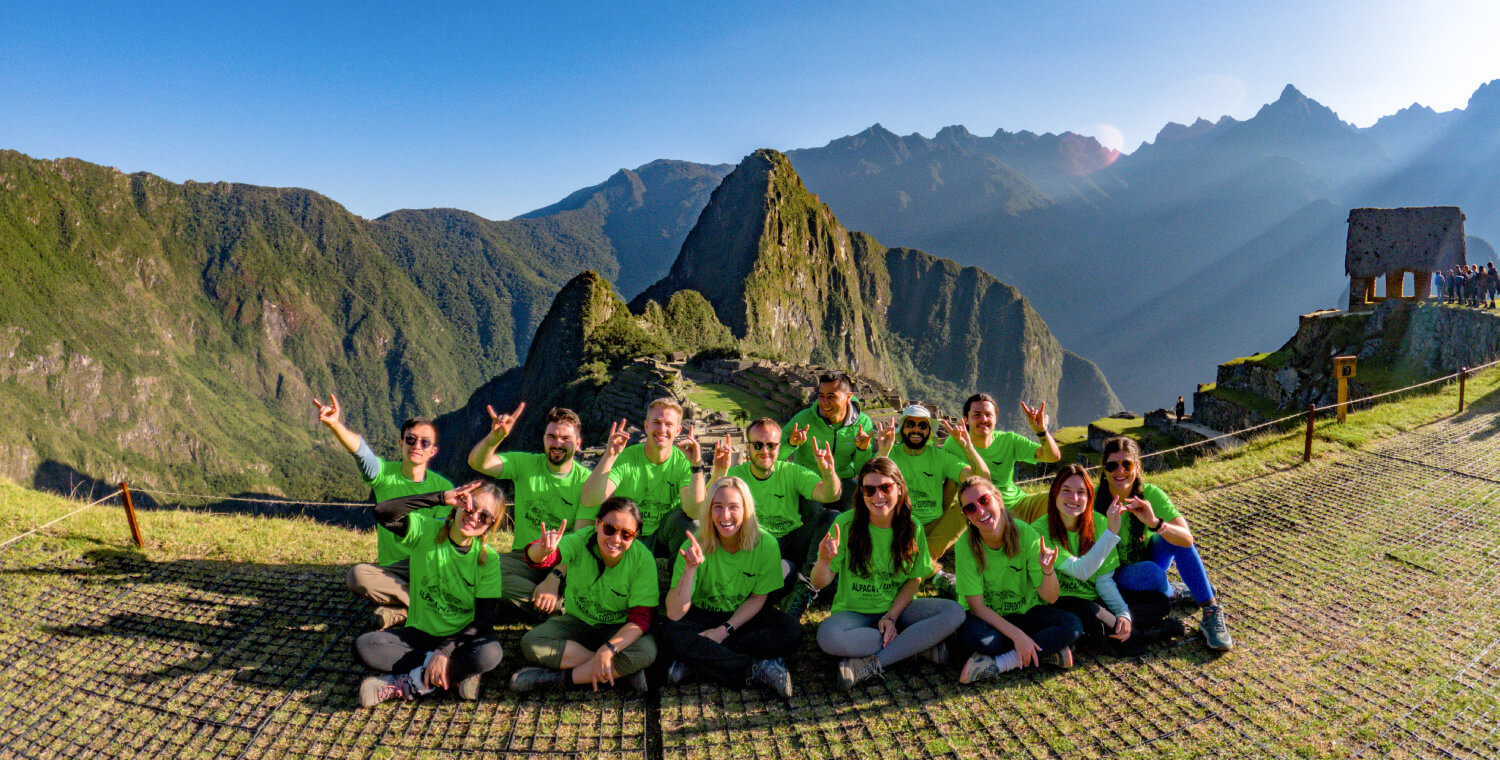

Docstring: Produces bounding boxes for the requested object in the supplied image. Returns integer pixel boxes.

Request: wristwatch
[721,622,736,635]
[549,568,565,579]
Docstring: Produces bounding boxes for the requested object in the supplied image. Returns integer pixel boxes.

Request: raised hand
[442,481,483,508]
[854,423,872,451]
[537,519,568,557]
[818,523,842,561]
[788,423,809,448]
[1122,495,1155,523]
[604,419,630,458]
[487,401,526,439]
[711,437,732,477]
[311,394,341,426]
[875,419,897,456]
[942,418,972,449]
[679,529,705,568]
[1020,401,1049,434]
[1038,536,1057,574]
[812,438,836,475]
[1105,496,1124,534]
[676,423,702,464]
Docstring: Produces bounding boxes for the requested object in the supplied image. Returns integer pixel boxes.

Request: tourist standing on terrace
[941,393,1061,525]
[657,476,799,697]
[581,398,703,560]
[467,403,592,620]
[1098,437,1234,651]
[510,497,659,692]
[355,481,505,707]
[314,394,454,630]
[813,457,965,690]
[780,372,876,511]
[707,418,842,619]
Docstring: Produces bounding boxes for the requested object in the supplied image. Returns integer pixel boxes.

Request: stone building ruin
[1346,206,1466,310]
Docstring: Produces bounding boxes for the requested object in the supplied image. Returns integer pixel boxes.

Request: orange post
[1459,367,1468,413]
[119,481,144,549]
[1303,404,1315,463]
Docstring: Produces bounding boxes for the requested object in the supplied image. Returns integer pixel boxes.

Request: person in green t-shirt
[875,404,990,588]
[468,403,593,620]
[658,476,801,697]
[708,417,841,618]
[510,497,659,692]
[811,457,965,690]
[314,394,454,630]
[581,398,705,560]
[779,372,876,510]
[1098,436,1233,651]
[950,476,1083,684]
[354,481,505,707]
[939,393,1061,526]
[1033,464,1174,655]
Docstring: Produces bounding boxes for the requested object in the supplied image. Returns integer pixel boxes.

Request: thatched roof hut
[1345,207,1466,278]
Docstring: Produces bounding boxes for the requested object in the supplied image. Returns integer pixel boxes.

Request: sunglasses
[748,440,779,451]
[961,492,994,515]
[861,483,897,498]
[1102,459,1136,473]
[903,420,930,431]
[461,502,496,527]
[403,434,435,450]
[600,522,638,542]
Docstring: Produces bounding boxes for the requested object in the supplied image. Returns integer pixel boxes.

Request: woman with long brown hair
[812,457,964,689]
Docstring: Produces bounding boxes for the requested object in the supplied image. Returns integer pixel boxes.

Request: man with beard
[581,398,704,560]
[468,403,592,618]
[780,372,876,510]
[941,393,1060,525]
[875,404,989,592]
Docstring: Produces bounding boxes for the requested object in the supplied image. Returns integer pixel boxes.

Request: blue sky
[4,1,1498,220]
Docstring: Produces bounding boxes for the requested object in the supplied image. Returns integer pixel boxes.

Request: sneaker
[958,653,1003,684]
[359,674,414,707]
[665,661,689,685]
[919,641,949,666]
[748,658,793,699]
[780,581,817,620]
[371,605,406,630]
[1201,605,1233,650]
[1168,580,1199,608]
[509,666,566,693]
[837,655,883,690]
[929,571,958,600]
[457,673,481,701]
[1041,646,1074,669]
[626,670,649,692]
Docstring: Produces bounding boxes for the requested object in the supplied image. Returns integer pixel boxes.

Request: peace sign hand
[538,520,568,557]
[679,529,704,568]
[812,438,836,476]
[1105,496,1124,535]
[312,394,342,426]
[676,423,702,464]
[1038,536,1057,574]
[1020,401,1049,434]
[487,401,526,439]
[787,423,809,448]
[604,419,630,458]
[818,523,841,561]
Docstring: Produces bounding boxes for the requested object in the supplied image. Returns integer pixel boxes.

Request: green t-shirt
[889,444,969,525]
[366,460,454,566]
[1114,483,1182,566]
[726,462,824,538]
[955,519,1045,615]
[780,403,875,480]
[497,452,593,548]
[670,528,783,613]
[1030,512,1118,601]
[399,512,504,637]
[825,510,933,614]
[606,444,691,537]
[558,529,659,627]
[945,431,1036,507]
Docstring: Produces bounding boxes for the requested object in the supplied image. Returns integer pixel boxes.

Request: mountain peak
[1277,83,1307,103]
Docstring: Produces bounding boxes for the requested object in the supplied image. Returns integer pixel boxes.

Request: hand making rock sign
[529,519,569,614]
[486,401,526,440]
[811,437,837,477]
[786,422,810,449]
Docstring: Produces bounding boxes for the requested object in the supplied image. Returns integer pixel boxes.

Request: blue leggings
[1115,535,1216,604]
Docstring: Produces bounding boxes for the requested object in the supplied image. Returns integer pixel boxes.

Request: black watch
[549,568,565,579]
[721,622,736,635]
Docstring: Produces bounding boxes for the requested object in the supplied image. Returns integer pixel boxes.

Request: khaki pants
[1008,492,1050,524]
[925,491,1050,570]
[520,614,657,677]
[348,559,410,608]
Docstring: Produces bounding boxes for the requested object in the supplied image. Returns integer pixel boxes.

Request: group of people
[1435,262,1499,308]
[313,371,1233,707]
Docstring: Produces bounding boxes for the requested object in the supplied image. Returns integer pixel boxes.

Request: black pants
[778,501,840,584]
[639,508,696,560]
[654,606,801,687]
[1052,590,1169,646]
[355,626,504,682]
[951,604,1084,662]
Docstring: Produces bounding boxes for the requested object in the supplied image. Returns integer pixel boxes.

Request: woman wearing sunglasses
[509,497,659,692]
[657,477,800,697]
[812,457,965,689]
[355,481,506,706]
[1099,437,1233,650]
[951,476,1085,683]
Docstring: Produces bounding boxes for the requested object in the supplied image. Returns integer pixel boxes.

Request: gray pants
[816,597,965,668]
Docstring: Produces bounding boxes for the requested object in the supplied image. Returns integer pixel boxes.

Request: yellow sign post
[1333,356,1357,423]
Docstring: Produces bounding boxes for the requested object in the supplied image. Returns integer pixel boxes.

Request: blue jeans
[1115,535,1216,604]
[953,604,1083,661]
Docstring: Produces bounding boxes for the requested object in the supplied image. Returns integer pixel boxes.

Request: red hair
[1045,464,1096,555]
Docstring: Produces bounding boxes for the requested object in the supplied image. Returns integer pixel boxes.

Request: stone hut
[1346,207,1466,310]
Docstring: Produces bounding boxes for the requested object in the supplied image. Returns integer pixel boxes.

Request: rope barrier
[131,488,371,509]
[0,489,124,552]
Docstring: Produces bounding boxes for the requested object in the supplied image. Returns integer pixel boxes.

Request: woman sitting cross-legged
[814,457,965,690]
[355,480,506,706]
[656,476,801,698]
[951,476,1085,684]
[510,496,658,692]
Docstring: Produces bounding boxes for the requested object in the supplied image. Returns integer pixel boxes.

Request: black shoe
[509,666,566,693]
[780,580,816,620]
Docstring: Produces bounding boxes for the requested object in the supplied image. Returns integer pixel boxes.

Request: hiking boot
[780,580,817,620]
[748,658,793,699]
[837,655,883,690]
[359,674,415,707]
[509,666,566,693]
[1201,605,1234,651]
[371,605,406,630]
[958,653,1014,684]
[626,670,649,693]
[1041,646,1074,669]
[919,641,949,666]
[457,673,482,701]
[665,661,689,685]
[1168,580,1198,608]
[929,571,959,600]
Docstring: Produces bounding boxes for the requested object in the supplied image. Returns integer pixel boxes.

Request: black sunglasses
[403,434,435,450]
[748,440,779,451]
[1102,459,1136,473]
[903,420,930,431]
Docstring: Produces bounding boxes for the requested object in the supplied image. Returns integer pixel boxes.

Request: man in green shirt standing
[468,403,593,620]
[876,404,990,590]
[581,398,705,560]
[779,372,876,511]
[314,394,455,630]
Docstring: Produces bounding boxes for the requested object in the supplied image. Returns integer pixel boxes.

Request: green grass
[684,381,778,426]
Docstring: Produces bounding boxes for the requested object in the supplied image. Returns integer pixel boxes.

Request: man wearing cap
[779,371,876,510]
[875,404,990,592]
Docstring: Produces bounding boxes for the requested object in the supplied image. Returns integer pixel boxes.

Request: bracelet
[604,641,618,654]
[1042,570,1055,577]
[691,465,707,474]
[1034,429,1048,438]
[1151,517,1166,532]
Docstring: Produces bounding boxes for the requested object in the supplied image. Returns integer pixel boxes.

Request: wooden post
[1304,404,1315,463]
[119,481,144,549]
[1459,366,1468,414]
